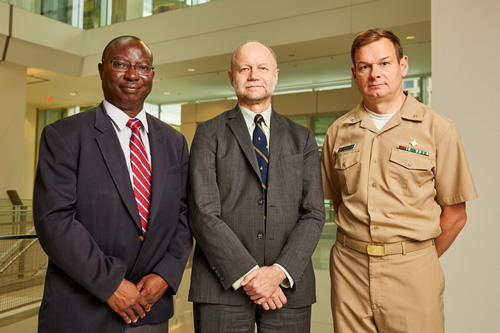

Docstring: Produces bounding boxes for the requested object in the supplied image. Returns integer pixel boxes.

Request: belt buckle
[367,244,385,256]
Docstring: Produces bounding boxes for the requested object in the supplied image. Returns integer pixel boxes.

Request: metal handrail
[0,209,33,213]
[0,238,39,274]
[0,235,38,240]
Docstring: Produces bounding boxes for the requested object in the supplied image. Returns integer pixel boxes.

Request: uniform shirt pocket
[334,150,361,195]
[389,149,434,196]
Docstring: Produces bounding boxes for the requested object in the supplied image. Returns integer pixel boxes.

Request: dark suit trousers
[193,302,311,333]
[124,320,169,332]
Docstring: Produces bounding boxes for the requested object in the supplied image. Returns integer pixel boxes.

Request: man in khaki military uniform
[321,28,478,332]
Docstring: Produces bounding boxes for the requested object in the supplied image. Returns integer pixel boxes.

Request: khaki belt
[336,230,434,256]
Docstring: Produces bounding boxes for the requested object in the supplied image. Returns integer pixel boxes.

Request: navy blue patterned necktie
[253,114,269,194]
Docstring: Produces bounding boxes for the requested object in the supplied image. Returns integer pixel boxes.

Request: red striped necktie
[126,118,151,236]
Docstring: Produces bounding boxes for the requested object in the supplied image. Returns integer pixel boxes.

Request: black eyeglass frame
[102,59,155,75]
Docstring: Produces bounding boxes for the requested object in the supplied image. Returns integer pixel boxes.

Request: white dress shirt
[240,104,271,146]
[104,100,152,187]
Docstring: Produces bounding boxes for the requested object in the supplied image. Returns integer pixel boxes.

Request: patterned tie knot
[127,118,142,131]
[254,114,264,126]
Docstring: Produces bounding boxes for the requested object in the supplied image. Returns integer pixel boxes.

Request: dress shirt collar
[103,100,149,133]
[239,104,272,130]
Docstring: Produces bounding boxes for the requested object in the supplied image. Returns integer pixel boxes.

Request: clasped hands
[241,266,288,311]
[106,273,169,324]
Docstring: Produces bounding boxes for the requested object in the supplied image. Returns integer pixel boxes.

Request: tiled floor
[0,224,338,332]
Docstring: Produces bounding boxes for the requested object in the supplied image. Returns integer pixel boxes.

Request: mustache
[245,83,265,88]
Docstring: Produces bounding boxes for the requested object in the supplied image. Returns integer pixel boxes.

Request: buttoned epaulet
[400,94,427,122]
[401,107,425,122]
[341,104,364,124]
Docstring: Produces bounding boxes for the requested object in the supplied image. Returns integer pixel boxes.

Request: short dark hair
[101,36,152,61]
[351,28,403,65]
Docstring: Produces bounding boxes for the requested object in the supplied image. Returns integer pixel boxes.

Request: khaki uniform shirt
[321,93,478,243]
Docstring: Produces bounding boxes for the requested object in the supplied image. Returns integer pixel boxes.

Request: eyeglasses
[102,59,154,76]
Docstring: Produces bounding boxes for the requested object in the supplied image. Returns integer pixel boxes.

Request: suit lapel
[94,104,142,232]
[146,114,167,230]
[227,106,262,178]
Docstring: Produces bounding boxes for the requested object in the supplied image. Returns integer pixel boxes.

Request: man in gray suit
[188,41,325,332]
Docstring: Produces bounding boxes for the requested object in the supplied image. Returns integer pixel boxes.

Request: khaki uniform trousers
[331,239,445,333]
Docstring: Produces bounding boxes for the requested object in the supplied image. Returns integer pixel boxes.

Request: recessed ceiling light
[70,92,78,96]
[163,92,171,95]
[187,68,196,72]
[406,35,415,40]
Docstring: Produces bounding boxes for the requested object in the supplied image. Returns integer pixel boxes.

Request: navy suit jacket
[33,104,192,333]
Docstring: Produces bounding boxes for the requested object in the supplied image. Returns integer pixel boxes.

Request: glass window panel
[313,115,342,149]
[403,77,421,101]
[160,104,182,126]
[5,0,41,12]
[111,0,127,24]
[153,0,187,14]
[422,76,432,107]
[288,116,307,128]
[41,0,73,25]
[144,102,159,117]
[83,0,101,29]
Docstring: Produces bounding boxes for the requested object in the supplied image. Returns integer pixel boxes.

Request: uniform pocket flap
[390,149,431,170]
[334,150,360,170]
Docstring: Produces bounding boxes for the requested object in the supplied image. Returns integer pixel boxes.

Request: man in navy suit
[33,36,192,333]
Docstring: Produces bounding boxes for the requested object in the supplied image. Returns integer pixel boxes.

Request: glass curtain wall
[41,0,72,25]
[2,0,215,29]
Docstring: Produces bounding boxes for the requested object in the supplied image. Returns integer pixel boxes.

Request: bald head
[230,41,277,72]
[101,36,153,62]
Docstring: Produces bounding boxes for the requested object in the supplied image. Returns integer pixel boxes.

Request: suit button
[257,232,264,239]
[138,235,144,243]
[258,199,265,205]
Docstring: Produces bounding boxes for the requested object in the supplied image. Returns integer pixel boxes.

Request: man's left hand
[136,273,169,312]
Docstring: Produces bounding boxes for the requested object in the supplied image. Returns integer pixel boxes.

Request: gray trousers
[193,302,311,333]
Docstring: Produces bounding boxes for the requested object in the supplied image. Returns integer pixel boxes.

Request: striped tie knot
[127,118,142,131]
[127,118,151,236]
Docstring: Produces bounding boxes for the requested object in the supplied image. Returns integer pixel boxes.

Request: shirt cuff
[273,263,294,288]
[232,265,259,290]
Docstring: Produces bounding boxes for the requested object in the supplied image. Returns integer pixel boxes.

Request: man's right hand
[106,279,148,324]
[260,286,288,311]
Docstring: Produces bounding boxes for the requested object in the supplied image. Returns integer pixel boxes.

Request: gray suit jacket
[188,106,325,307]
[33,104,192,333]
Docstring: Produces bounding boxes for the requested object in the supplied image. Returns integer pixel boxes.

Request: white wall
[23,105,37,199]
[432,0,500,331]
[0,62,28,199]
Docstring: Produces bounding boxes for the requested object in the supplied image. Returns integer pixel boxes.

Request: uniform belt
[336,230,434,256]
